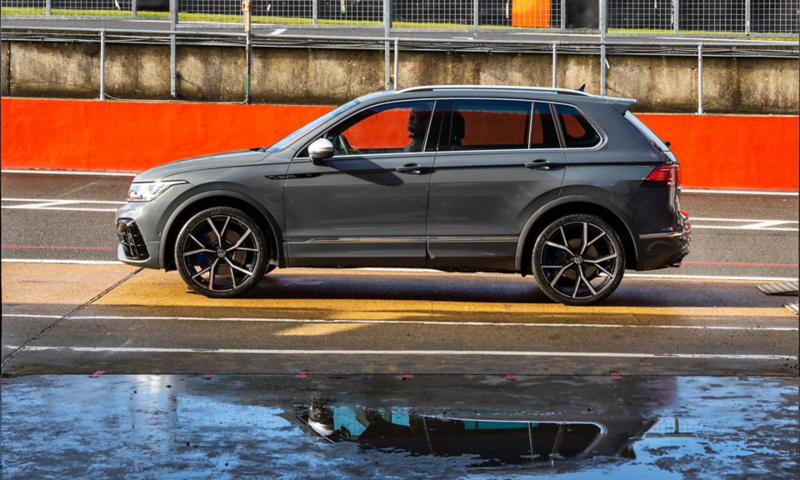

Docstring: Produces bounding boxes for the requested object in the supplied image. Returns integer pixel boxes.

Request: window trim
[529,101,562,150]
[551,101,607,151]
[293,98,439,160]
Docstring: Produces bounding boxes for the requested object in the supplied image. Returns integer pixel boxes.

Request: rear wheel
[532,214,625,306]
[175,207,269,298]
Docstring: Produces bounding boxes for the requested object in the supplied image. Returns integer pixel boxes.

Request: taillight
[644,165,680,187]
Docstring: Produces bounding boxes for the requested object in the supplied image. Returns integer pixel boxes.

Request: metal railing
[2,26,797,112]
[2,0,798,37]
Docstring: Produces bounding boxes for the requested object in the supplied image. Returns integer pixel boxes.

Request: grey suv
[116,86,690,305]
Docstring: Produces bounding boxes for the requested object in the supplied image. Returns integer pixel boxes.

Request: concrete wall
[1,40,797,114]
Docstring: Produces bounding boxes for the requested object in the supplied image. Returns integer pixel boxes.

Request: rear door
[427,99,567,271]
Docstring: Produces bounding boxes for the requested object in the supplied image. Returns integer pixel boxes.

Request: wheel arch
[159,190,283,271]
[515,196,639,274]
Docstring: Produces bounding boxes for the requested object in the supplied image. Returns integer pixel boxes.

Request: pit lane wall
[1,98,797,191]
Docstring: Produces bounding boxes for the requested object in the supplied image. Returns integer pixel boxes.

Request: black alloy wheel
[532,214,625,306]
[175,206,269,298]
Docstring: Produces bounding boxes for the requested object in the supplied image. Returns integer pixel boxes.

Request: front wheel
[175,206,269,298]
[532,214,625,306]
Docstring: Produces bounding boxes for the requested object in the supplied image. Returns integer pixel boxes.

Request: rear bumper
[637,223,691,270]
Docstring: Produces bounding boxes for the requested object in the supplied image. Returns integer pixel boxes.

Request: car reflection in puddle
[299,395,657,468]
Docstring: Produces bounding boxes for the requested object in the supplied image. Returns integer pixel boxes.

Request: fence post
[132,0,137,17]
[170,0,178,97]
[384,0,391,36]
[599,0,606,39]
[313,0,318,26]
[600,44,606,95]
[385,42,390,90]
[473,0,479,31]
[673,0,679,34]
[745,0,751,35]
[394,38,399,89]
[697,44,703,115]
[552,43,557,88]
[561,0,566,30]
[170,0,178,29]
[46,0,51,16]
[99,30,106,101]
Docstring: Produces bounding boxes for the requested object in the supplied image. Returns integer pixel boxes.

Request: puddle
[1,375,798,478]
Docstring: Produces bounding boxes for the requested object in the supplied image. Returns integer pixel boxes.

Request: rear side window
[555,105,601,148]
[530,103,561,149]
[441,100,531,151]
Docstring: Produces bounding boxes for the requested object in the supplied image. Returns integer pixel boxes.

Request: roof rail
[394,85,593,96]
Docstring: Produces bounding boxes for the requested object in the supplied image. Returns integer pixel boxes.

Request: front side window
[440,100,531,152]
[555,104,602,148]
[323,101,436,156]
[267,99,360,153]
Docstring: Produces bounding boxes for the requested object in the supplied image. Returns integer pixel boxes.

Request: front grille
[117,219,150,261]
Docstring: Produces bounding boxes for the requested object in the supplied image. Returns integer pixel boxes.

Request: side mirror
[308,138,334,165]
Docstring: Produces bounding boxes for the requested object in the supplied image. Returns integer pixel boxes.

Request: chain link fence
[2,0,798,36]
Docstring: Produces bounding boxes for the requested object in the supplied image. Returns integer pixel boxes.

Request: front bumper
[638,223,691,271]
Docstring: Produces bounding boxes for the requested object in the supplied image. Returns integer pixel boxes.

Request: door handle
[525,159,554,170]
[396,163,424,173]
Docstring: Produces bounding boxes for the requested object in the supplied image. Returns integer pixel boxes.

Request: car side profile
[116,86,690,305]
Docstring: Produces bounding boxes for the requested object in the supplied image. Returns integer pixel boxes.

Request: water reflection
[300,395,657,467]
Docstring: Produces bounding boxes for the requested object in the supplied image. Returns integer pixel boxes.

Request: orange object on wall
[637,113,798,192]
[512,0,551,28]
[1,98,797,191]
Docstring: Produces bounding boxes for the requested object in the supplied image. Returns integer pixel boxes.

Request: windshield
[266,99,361,153]
[624,111,670,152]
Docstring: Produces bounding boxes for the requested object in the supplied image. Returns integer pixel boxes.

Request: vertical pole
[697,44,703,115]
[599,0,606,40]
[132,0,137,17]
[673,0,679,34]
[384,0,391,36]
[394,38,399,90]
[244,1,252,105]
[552,43,557,88]
[170,0,178,98]
[745,0,751,35]
[385,41,390,90]
[560,0,566,30]
[473,0,479,31]
[99,30,106,101]
[170,0,178,30]
[46,0,51,16]
[600,44,606,95]
[313,0,318,26]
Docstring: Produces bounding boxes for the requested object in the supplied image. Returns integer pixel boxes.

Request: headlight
[128,181,186,202]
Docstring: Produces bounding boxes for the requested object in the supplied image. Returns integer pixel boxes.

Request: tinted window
[324,101,435,156]
[531,103,561,149]
[441,100,531,151]
[555,104,601,148]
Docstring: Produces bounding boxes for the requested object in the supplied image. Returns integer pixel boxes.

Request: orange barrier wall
[1,98,797,191]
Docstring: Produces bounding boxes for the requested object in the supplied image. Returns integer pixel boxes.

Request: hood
[133,150,274,182]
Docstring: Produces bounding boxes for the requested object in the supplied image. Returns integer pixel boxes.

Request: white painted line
[2,206,118,213]
[3,314,790,331]
[6,345,796,361]
[270,28,287,35]
[1,169,137,176]
[626,273,798,282]
[691,225,798,232]
[682,189,798,196]
[2,198,125,204]
[692,217,798,223]
[1,259,123,265]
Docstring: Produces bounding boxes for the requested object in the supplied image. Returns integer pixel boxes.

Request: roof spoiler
[601,96,636,114]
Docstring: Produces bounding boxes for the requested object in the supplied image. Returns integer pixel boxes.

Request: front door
[285,100,438,268]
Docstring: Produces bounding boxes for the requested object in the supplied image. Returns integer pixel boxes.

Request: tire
[175,206,269,298]
[531,214,625,306]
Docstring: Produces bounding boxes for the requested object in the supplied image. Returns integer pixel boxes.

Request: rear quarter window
[555,104,601,149]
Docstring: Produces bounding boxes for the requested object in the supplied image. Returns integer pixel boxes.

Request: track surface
[2,171,798,376]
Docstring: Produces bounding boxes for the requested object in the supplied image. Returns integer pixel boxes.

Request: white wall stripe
[1,259,123,265]
[2,198,126,204]
[692,217,799,223]
[5,345,796,361]
[2,314,794,331]
[682,189,798,196]
[2,206,118,213]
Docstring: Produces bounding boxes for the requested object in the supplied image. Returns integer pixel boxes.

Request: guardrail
[1,0,798,38]
[2,26,797,111]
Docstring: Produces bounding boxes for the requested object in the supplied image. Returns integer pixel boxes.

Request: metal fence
[1,0,798,36]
